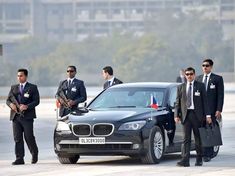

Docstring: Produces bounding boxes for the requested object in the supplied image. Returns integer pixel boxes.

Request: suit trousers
[182,110,202,161]
[12,115,38,160]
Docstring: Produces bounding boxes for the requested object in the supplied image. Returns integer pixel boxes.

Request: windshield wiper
[108,106,136,108]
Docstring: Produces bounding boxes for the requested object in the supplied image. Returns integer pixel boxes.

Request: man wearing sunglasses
[6,68,40,165]
[56,66,87,117]
[196,59,224,162]
[175,67,211,167]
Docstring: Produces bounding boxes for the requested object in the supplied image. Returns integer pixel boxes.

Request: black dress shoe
[12,159,25,165]
[176,160,190,167]
[195,158,203,166]
[203,157,211,162]
[31,155,38,164]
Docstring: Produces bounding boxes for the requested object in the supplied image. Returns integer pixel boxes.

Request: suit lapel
[112,78,116,86]
[207,73,214,90]
[182,83,187,103]
[193,81,197,98]
[23,82,30,94]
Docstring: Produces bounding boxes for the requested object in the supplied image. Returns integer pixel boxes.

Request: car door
[168,86,184,145]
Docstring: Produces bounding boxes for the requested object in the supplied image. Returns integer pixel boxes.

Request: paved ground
[0,93,235,176]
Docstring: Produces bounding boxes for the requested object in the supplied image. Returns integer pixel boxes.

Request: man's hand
[10,103,17,112]
[68,100,76,107]
[215,111,222,120]
[19,104,28,111]
[206,117,212,124]
[174,117,181,124]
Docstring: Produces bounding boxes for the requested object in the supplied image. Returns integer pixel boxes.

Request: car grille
[72,124,91,136]
[93,124,114,136]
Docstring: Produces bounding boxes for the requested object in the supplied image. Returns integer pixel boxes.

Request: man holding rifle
[56,66,87,117]
[6,68,40,165]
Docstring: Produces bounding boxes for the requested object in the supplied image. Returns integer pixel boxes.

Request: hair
[184,67,195,74]
[18,68,28,77]
[67,65,77,72]
[203,58,214,66]
[103,66,113,76]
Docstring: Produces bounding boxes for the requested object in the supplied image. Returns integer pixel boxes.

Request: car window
[169,86,177,107]
[89,87,165,109]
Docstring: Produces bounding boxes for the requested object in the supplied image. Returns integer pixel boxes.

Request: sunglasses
[202,64,210,67]
[67,70,75,73]
[185,73,194,76]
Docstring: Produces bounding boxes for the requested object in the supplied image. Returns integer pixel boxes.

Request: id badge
[71,87,77,92]
[195,91,200,96]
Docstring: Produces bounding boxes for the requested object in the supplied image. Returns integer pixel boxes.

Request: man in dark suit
[196,59,224,162]
[6,68,40,165]
[176,69,186,83]
[102,66,123,89]
[174,67,211,167]
[56,66,87,117]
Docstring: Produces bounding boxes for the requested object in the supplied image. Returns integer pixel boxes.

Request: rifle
[8,94,24,117]
[56,89,71,110]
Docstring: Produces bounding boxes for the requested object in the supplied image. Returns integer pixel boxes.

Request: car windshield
[88,87,165,109]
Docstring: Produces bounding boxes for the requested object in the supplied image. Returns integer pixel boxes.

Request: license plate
[79,137,105,144]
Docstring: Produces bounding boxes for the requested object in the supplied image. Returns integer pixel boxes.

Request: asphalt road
[0,94,235,176]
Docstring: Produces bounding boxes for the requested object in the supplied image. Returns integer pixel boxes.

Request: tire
[58,155,80,164]
[212,146,220,158]
[141,126,165,164]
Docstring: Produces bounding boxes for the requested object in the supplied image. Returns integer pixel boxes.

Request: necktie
[108,81,111,87]
[204,75,208,90]
[20,84,24,95]
[186,83,192,108]
[68,80,71,88]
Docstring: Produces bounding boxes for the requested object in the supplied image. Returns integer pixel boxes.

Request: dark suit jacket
[103,77,123,89]
[196,73,224,115]
[56,78,87,117]
[6,82,40,121]
[174,81,210,124]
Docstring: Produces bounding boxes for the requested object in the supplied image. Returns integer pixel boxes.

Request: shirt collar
[204,72,211,78]
[20,82,27,87]
[187,80,194,86]
[67,77,75,83]
[108,76,114,83]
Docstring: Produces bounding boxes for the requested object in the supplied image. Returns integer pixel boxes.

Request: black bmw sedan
[54,82,220,164]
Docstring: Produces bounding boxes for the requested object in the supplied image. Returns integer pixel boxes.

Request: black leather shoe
[203,157,211,162]
[176,160,190,167]
[195,158,203,166]
[12,159,25,165]
[31,155,38,164]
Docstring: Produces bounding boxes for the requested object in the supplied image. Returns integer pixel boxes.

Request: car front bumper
[54,128,151,156]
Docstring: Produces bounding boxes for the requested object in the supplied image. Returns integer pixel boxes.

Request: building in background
[0,0,234,42]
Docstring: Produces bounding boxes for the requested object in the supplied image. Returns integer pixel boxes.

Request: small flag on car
[150,95,158,109]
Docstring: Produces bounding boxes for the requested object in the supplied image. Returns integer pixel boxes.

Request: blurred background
[0,0,234,97]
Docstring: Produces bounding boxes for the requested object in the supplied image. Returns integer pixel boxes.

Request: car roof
[109,82,180,89]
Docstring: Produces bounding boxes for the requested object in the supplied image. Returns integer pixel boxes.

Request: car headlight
[118,121,146,131]
[56,121,70,131]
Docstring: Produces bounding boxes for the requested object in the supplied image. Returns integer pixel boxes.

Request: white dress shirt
[202,72,211,90]
[107,76,115,86]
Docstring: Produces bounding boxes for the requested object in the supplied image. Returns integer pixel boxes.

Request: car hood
[67,108,166,123]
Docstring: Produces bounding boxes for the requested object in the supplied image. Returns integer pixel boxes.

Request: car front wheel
[141,126,164,164]
[57,155,80,164]
[212,146,220,158]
